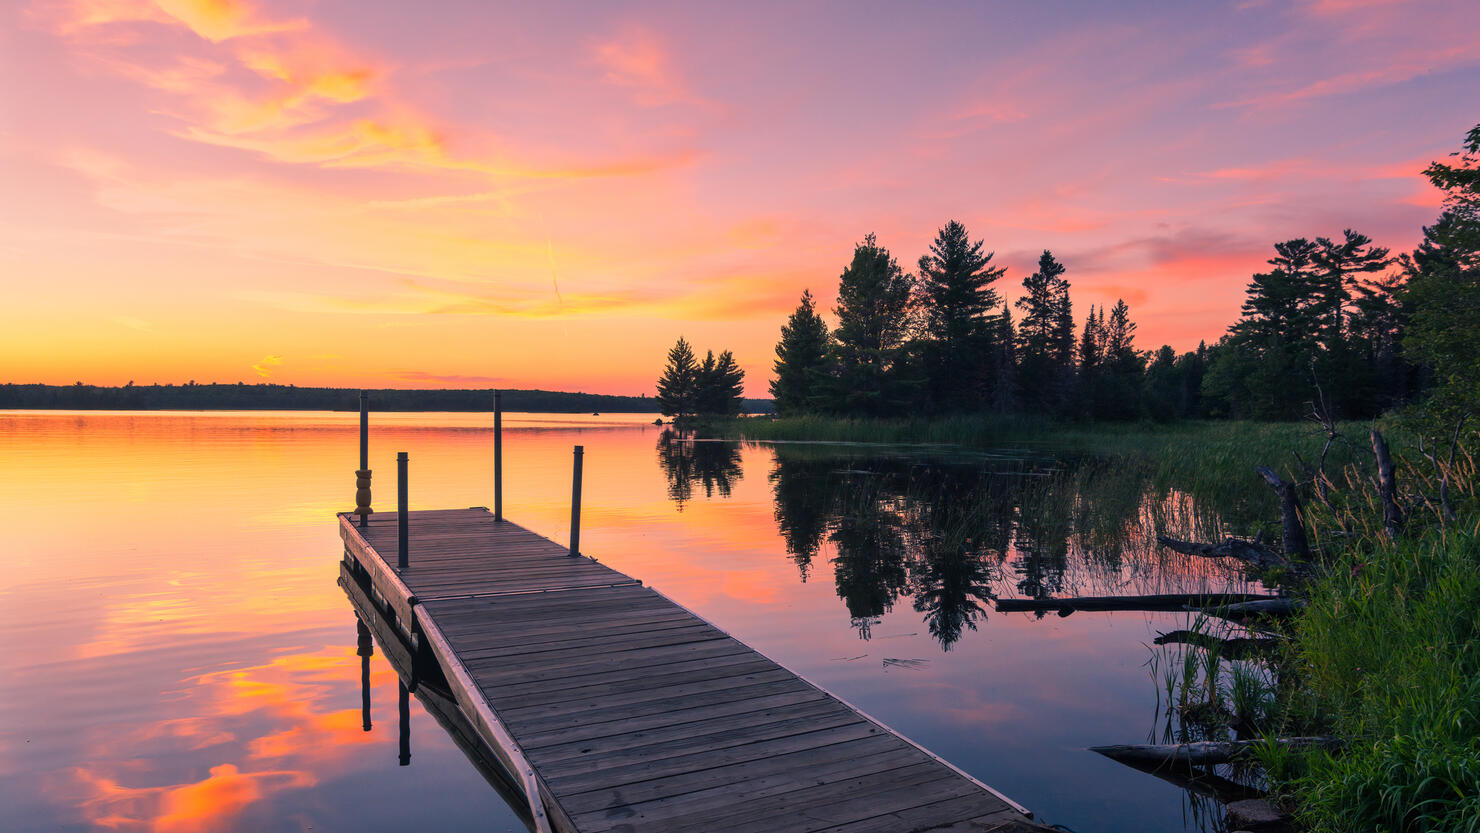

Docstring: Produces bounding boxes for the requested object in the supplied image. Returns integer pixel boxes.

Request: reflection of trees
[762,443,1240,647]
[655,431,743,510]
[1011,494,1071,601]
[909,543,994,649]
[768,455,831,581]
[829,480,908,639]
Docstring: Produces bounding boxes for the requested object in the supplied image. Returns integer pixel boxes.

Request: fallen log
[994,592,1279,615]
[1153,630,1282,661]
[1214,598,1303,618]
[1157,535,1287,571]
[1090,737,1340,768]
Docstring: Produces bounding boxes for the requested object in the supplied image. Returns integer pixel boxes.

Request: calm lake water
[0,410,1262,832]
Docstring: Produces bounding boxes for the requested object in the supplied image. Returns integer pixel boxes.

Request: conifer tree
[655,337,698,417]
[1015,250,1072,413]
[832,234,915,415]
[694,350,746,416]
[771,290,832,415]
[916,221,1004,409]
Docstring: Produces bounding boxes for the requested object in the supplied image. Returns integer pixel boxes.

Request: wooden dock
[339,507,1046,833]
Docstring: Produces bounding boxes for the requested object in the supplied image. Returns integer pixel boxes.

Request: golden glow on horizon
[2,0,1472,394]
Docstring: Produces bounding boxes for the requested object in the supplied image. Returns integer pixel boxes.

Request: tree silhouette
[771,290,831,415]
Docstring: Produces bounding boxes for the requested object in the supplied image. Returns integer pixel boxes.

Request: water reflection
[661,437,1254,652]
[655,430,744,509]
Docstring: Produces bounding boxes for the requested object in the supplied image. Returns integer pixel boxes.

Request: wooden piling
[397,452,409,569]
[494,390,503,523]
[569,445,583,557]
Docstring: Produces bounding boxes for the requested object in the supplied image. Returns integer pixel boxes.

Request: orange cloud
[593,25,691,107]
[73,764,316,832]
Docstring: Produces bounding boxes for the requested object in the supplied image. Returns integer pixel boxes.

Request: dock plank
[337,508,1043,833]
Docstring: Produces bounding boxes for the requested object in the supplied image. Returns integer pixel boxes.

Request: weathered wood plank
[338,508,1044,833]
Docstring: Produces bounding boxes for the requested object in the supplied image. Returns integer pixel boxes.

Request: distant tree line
[0,382,668,413]
[762,123,1480,424]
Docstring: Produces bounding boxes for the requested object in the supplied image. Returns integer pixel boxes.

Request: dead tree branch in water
[1157,535,1287,571]
[1153,629,1282,661]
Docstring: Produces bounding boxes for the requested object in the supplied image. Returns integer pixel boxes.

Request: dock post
[357,616,373,731]
[398,680,411,766]
[493,390,503,523]
[570,445,583,557]
[397,452,409,569]
[355,391,372,528]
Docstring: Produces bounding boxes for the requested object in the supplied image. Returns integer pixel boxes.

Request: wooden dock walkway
[339,507,1046,833]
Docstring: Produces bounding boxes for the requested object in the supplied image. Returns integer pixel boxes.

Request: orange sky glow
[2,0,1477,395]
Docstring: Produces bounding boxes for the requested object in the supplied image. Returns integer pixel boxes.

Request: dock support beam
[570,445,583,557]
[357,616,373,731]
[398,681,411,766]
[494,390,503,522]
[355,391,372,527]
[397,452,409,569]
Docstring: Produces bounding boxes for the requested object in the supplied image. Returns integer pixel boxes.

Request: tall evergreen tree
[916,221,1004,410]
[655,337,698,417]
[1015,250,1073,413]
[1313,230,1391,345]
[771,290,831,415]
[832,234,915,416]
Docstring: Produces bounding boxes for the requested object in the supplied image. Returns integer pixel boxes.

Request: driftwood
[1205,598,1303,621]
[1255,466,1311,560]
[1157,535,1287,571]
[994,593,1279,616]
[1153,629,1282,661]
[1090,737,1339,768]
[1371,427,1405,540]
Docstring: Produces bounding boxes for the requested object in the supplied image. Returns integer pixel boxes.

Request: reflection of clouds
[74,764,315,833]
[66,648,388,832]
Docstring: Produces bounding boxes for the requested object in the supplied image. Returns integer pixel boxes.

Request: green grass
[1277,527,1480,833]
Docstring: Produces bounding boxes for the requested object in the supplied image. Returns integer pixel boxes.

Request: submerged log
[994,592,1279,615]
[1153,630,1282,661]
[1090,737,1339,768]
[1157,535,1287,571]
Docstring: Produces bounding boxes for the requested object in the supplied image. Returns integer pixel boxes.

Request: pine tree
[916,221,1004,410]
[1015,251,1072,413]
[655,337,698,417]
[694,350,746,416]
[771,290,831,416]
[1313,230,1391,346]
[832,234,915,415]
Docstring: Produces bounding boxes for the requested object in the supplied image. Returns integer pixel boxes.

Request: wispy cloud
[250,354,282,377]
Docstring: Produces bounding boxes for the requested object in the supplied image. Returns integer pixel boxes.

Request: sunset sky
[2,0,1477,396]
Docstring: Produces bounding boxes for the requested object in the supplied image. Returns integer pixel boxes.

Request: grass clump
[1283,527,1480,833]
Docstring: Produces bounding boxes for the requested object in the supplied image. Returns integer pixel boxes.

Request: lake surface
[0,410,1262,832]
